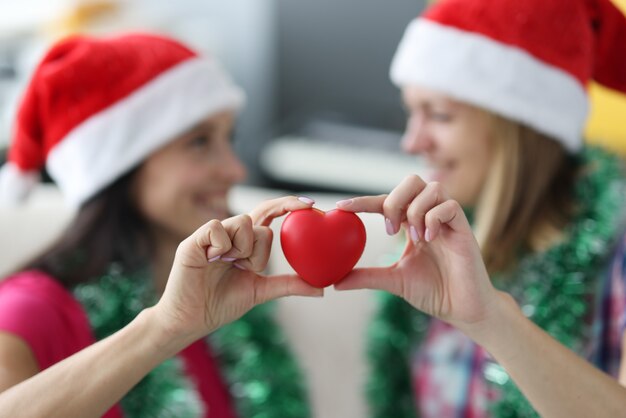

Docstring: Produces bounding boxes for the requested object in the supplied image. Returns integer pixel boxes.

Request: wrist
[137,307,199,358]
[458,291,522,348]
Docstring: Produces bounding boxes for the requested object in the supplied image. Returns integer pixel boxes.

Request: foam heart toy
[280,208,367,288]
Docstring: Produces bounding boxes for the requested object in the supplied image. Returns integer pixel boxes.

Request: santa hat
[390,0,626,152]
[0,33,245,207]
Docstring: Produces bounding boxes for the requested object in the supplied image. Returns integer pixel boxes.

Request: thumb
[252,274,324,304]
[334,266,402,295]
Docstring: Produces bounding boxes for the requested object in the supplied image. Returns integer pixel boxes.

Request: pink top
[0,271,236,418]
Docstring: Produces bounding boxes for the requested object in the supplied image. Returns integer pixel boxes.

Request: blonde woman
[337,177,626,418]
[336,0,626,416]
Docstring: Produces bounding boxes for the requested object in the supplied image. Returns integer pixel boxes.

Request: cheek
[465,158,490,187]
[461,147,493,202]
[447,170,484,206]
[442,134,492,202]
[136,184,171,224]
[135,171,188,219]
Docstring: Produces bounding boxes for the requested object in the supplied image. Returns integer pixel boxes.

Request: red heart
[280,208,367,288]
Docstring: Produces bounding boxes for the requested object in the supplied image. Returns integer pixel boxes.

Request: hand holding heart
[156,183,499,345]
[334,175,502,331]
[154,196,322,346]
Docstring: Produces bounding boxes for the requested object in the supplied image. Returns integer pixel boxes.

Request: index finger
[249,196,315,227]
[335,194,388,214]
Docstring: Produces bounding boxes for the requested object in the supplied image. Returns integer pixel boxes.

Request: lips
[425,159,456,183]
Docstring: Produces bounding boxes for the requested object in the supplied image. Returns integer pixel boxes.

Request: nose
[401,113,431,154]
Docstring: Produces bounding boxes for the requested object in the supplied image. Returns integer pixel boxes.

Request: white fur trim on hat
[390,19,588,152]
[0,162,41,205]
[46,57,245,208]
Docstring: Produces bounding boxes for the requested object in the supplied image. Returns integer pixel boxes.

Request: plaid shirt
[411,233,626,418]
[413,320,498,418]
[590,233,626,377]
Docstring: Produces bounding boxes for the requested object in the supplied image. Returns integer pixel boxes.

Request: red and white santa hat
[390,0,626,152]
[0,33,245,207]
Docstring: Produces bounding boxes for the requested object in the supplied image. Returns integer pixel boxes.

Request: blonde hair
[474,115,578,274]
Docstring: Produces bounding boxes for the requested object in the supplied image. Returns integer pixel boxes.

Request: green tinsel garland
[211,304,311,418]
[74,268,311,418]
[366,147,626,418]
[74,267,205,417]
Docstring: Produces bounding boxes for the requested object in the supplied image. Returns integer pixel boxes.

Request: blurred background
[1,0,625,195]
[0,0,430,196]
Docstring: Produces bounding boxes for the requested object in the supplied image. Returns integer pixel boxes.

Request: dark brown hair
[25,169,152,288]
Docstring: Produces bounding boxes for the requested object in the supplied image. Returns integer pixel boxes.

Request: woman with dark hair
[0,33,320,417]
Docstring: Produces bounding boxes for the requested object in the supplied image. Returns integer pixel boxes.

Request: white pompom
[0,162,40,205]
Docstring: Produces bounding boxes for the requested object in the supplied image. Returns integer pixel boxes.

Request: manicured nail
[221,257,237,262]
[298,196,315,205]
[208,255,221,263]
[410,225,420,243]
[425,228,432,242]
[336,199,353,208]
[385,218,395,235]
[233,262,247,271]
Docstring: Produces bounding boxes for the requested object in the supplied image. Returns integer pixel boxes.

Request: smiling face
[401,86,496,206]
[132,110,247,242]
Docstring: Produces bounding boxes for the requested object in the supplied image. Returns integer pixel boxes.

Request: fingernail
[221,257,237,262]
[233,262,247,271]
[208,255,221,263]
[298,196,315,205]
[385,218,395,235]
[425,228,432,242]
[336,199,353,208]
[410,225,420,243]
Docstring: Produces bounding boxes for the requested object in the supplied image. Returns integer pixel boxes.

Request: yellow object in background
[586,84,626,155]
[585,0,626,156]
[46,0,119,38]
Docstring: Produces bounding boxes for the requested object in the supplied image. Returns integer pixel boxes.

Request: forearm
[0,307,188,418]
[462,293,626,418]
